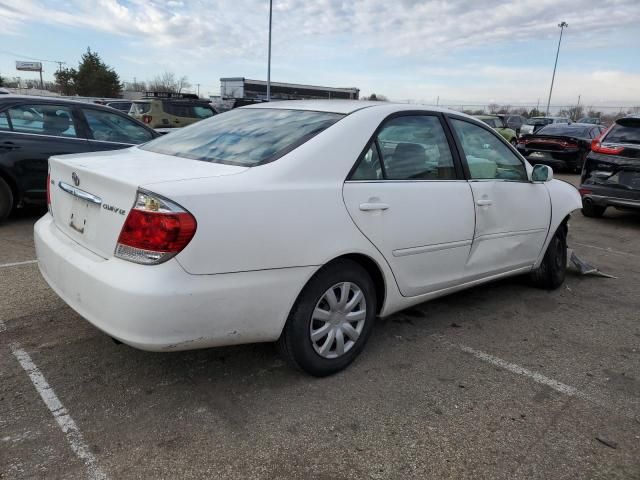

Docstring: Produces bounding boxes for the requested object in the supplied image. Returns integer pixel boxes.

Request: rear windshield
[140,108,344,166]
[605,119,640,144]
[536,124,592,137]
[164,102,215,119]
[525,118,553,126]
[130,102,151,114]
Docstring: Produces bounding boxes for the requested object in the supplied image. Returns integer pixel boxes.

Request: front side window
[351,115,456,181]
[83,108,153,144]
[451,118,527,181]
[7,104,78,137]
[141,108,343,166]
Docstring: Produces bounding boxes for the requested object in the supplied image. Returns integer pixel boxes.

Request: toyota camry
[35,101,581,376]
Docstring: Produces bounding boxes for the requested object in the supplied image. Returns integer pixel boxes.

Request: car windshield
[480,118,500,128]
[536,125,592,137]
[605,119,640,144]
[140,108,344,166]
[525,118,553,126]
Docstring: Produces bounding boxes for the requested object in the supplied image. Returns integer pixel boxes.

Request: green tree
[74,48,121,97]
[0,74,4,87]
[54,68,78,96]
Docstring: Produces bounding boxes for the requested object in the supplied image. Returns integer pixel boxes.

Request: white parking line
[9,343,108,480]
[573,242,638,258]
[0,259,38,268]
[454,343,590,400]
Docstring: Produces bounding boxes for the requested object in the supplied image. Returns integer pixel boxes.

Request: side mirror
[531,164,553,182]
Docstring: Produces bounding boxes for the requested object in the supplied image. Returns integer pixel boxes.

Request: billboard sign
[16,61,43,72]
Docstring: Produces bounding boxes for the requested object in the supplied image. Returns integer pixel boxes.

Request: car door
[448,116,551,278]
[343,113,476,297]
[1,103,89,203]
[80,107,156,152]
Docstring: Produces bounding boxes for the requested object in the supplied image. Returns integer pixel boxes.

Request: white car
[35,101,581,376]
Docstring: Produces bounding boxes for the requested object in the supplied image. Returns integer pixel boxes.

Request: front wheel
[530,224,567,290]
[277,259,377,376]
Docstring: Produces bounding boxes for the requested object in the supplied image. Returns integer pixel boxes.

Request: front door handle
[476,199,493,206]
[359,202,389,211]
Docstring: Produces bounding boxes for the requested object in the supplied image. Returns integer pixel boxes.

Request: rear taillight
[578,188,592,197]
[517,138,528,147]
[142,114,152,124]
[115,190,197,265]
[590,124,622,154]
[591,138,623,155]
[561,141,578,148]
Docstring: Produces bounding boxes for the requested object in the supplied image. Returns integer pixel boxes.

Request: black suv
[580,116,640,217]
[0,96,159,221]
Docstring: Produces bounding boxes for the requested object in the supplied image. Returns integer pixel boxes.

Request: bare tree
[148,72,191,93]
[487,103,499,114]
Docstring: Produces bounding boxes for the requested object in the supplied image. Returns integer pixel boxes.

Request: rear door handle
[476,199,493,206]
[0,141,19,150]
[359,202,389,211]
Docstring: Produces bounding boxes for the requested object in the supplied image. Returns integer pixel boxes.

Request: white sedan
[35,101,581,376]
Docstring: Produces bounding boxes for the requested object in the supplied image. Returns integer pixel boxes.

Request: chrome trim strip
[0,130,87,141]
[393,239,472,257]
[58,182,102,205]
[474,228,547,242]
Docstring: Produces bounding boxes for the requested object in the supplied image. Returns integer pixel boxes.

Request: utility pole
[196,83,201,97]
[576,94,581,121]
[267,0,272,101]
[546,21,568,117]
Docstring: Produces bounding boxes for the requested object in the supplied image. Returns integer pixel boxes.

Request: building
[219,77,359,101]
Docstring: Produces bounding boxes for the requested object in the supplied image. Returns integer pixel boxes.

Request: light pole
[267,0,273,101]
[545,21,568,116]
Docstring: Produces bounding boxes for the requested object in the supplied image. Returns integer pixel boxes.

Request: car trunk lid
[48,147,247,259]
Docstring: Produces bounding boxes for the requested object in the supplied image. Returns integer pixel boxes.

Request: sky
[0,0,639,107]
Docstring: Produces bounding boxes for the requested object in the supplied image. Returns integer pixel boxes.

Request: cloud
[0,0,638,103]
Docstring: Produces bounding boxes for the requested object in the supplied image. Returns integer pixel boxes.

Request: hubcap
[310,282,367,359]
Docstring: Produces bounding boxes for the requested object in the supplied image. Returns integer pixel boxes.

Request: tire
[581,201,606,218]
[0,177,13,223]
[510,138,517,147]
[530,224,567,290]
[277,259,377,377]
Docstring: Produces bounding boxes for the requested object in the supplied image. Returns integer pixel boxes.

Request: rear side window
[604,120,640,144]
[351,115,456,181]
[7,104,78,138]
[0,112,9,131]
[141,108,343,166]
[83,108,153,144]
[164,102,215,118]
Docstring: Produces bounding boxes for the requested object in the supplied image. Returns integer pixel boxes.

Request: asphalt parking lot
[1,174,639,480]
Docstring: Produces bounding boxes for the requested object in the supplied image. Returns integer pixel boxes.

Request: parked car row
[0,96,159,220]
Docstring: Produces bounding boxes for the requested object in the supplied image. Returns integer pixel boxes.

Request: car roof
[474,115,500,120]
[0,95,125,109]
[240,99,473,116]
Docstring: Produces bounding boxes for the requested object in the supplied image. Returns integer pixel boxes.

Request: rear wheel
[530,224,567,290]
[581,200,606,218]
[0,177,13,223]
[277,259,377,376]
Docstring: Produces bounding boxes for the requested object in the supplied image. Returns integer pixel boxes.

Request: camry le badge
[72,172,80,187]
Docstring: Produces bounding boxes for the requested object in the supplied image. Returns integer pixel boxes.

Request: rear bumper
[34,214,314,351]
[582,193,640,210]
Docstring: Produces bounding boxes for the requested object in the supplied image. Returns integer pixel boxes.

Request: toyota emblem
[72,172,80,187]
